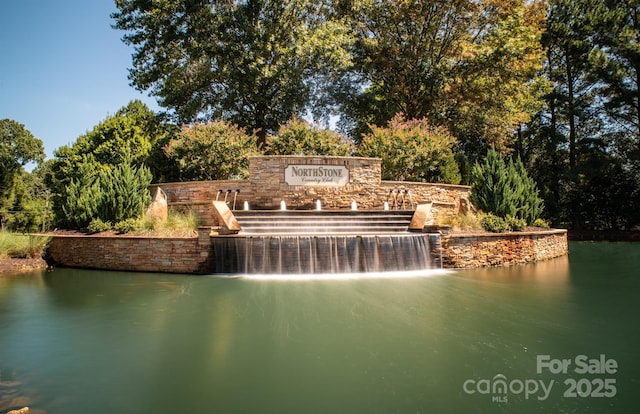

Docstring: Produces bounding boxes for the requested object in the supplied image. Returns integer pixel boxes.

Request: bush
[114,218,143,234]
[481,213,510,233]
[164,121,259,181]
[98,160,152,224]
[357,114,461,184]
[533,218,550,228]
[506,215,527,231]
[87,218,112,234]
[266,117,354,156]
[471,148,543,225]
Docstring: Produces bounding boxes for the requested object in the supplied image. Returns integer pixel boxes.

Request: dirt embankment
[0,257,48,274]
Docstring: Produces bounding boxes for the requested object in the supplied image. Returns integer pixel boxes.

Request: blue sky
[0,0,158,160]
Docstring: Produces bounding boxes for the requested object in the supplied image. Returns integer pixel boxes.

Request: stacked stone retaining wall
[440,229,568,268]
[45,229,213,274]
[150,156,470,226]
[45,229,568,274]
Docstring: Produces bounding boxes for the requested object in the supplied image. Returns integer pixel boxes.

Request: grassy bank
[0,232,51,260]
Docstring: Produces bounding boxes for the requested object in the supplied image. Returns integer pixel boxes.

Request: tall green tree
[335,0,547,156]
[0,119,45,230]
[113,0,353,148]
[590,0,640,146]
[526,0,600,228]
[48,101,168,226]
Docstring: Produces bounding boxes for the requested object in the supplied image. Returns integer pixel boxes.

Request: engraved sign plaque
[284,165,349,186]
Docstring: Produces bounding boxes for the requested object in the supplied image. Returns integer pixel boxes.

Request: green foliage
[506,215,527,232]
[57,158,152,229]
[113,0,353,147]
[99,161,152,224]
[357,115,461,183]
[480,213,526,233]
[471,148,543,225]
[60,162,103,229]
[114,218,143,234]
[481,213,511,233]
[87,218,112,234]
[0,232,50,259]
[336,0,547,154]
[1,119,45,230]
[266,117,354,156]
[164,121,259,181]
[49,101,167,227]
[48,101,167,197]
[533,218,550,228]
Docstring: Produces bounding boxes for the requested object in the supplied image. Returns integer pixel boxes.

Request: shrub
[98,160,152,224]
[164,121,259,181]
[481,213,510,233]
[87,218,112,234]
[471,148,544,225]
[533,218,550,228]
[266,117,354,156]
[357,114,461,184]
[440,212,483,231]
[114,218,143,234]
[506,215,527,231]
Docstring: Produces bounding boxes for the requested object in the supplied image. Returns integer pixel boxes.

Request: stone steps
[233,210,415,234]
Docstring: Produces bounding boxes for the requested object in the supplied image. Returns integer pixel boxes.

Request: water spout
[316,200,322,210]
[244,201,250,211]
[233,189,240,210]
[388,189,397,209]
[216,189,223,201]
[351,200,358,210]
[399,189,406,210]
[224,189,232,204]
[280,200,287,210]
[384,201,389,211]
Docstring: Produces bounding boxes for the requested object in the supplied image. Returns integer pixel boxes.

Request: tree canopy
[112,0,353,148]
[0,119,45,230]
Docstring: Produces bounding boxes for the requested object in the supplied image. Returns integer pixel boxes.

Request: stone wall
[45,228,568,274]
[45,229,213,274]
[440,229,568,268]
[150,156,470,226]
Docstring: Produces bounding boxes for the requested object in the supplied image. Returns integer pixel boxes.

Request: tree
[447,0,549,157]
[266,117,354,156]
[357,115,461,183]
[164,121,260,181]
[57,156,153,229]
[48,101,168,226]
[334,0,547,156]
[0,119,45,230]
[113,0,353,148]
[59,160,103,229]
[470,148,543,224]
[98,159,153,224]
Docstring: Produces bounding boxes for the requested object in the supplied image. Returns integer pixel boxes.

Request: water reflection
[0,243,638,413]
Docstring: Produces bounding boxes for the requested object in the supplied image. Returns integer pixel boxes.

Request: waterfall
[211,234,435,274]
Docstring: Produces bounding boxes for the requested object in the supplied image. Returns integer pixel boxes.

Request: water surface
[1,242,638,413]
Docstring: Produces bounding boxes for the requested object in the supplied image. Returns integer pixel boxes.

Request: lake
[1,242,638,413]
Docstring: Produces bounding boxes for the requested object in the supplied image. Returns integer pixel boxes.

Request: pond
[1,242,638,413]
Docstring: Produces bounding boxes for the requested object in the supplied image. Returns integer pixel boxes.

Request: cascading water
[210,210,439,275]
[211,234,433,274]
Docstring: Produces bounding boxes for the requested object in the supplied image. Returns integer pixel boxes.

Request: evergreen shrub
[471,148,543,225]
